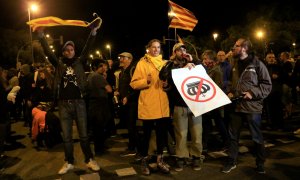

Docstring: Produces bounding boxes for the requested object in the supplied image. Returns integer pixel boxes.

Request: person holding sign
[159,43,204,172]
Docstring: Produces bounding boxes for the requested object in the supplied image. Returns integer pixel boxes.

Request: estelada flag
[168,0,198,32]
[171,65,231,117]
[27,16,102,32]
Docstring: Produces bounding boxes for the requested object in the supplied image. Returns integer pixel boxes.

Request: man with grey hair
[115,52,140,157]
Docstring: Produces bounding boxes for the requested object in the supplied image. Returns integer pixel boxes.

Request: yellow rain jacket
[130,55,170,120]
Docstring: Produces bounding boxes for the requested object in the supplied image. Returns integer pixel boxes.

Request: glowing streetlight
[256,30,266,58]
[28,3,38,64]
[213,33,218,41]
[256,30,264,40]
[106,44,111,59]
[90,54,94,59]
[96,50,102,58]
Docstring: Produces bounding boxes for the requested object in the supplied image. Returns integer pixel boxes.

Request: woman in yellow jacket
[130,39,170,176]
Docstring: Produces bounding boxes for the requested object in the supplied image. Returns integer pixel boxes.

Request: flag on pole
[168,0,198,32]
[171,65,231,117]
[27,16,102,32]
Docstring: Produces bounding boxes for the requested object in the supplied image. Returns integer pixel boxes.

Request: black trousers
[88,98,111,153]
[141,118,169,157]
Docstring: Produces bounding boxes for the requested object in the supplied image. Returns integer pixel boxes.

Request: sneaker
[120,149,136,157]
[256,164,266,174]
[141,157,150,176]
[58,163,74,175]
[174,158,184,172]
[192,156,202,171]
[157,157,170,174]
[86,159,100,171]
[221,163,236,173]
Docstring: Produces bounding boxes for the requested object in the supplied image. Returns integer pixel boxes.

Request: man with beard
[221,38,272,174]
[159,43,204,172]
[37,26,100,174]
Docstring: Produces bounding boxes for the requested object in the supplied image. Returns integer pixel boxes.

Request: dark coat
[229,54,272,113]
[39,33,96,99]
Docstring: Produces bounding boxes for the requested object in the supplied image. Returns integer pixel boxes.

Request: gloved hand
[88,13,102,34]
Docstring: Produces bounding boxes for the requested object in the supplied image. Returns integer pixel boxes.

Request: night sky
[0,0,297,59]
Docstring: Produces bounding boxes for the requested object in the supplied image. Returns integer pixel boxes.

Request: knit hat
[62,41,75,51]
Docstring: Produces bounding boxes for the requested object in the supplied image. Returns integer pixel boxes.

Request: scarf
[145,54,164,71]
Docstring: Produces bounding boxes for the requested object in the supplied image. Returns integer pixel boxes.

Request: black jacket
[118,64,139,103]
[39,32,96,99]
[159,57,191,108]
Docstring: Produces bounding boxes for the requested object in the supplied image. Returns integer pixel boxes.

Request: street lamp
[106,44,111,59]
[28,3,38,65]
[213,33,218,41]
[212,32,219,50]
[96,50,102,58]
[292,42,296,57]
[256,30,265,58]
[256,30,264,40]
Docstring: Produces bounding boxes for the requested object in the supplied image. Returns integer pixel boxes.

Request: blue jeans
[58,99,93,164]
[227,112,266,165]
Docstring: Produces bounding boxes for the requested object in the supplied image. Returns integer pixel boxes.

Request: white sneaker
[86,159,100,171]
[58,163,74,175]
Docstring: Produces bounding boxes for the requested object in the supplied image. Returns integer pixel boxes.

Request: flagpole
[174,28,177,42]
[167,28,171,58]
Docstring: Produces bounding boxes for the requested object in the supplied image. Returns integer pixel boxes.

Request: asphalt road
[0,105,300,180]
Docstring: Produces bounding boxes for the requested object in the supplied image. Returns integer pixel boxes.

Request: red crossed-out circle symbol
[181,76,216,102]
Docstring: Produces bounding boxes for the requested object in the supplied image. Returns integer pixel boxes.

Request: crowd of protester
[1,36,300,176]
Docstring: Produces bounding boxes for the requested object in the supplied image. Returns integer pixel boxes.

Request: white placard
[171,64,231,117]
